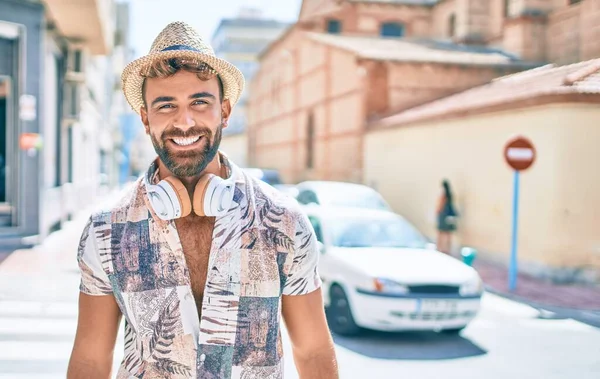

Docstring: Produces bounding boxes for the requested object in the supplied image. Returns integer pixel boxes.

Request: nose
[173,109,196,129]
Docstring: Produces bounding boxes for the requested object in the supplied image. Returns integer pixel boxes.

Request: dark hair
[141,57,224,107]
[442,179,453,203]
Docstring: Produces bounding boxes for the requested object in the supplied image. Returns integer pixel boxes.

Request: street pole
[509,170,520,292]
[504,135,535,293]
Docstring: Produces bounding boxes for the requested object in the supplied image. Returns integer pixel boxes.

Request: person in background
[436,179,458,254]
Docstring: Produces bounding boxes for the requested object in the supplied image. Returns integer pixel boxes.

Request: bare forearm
[67,357,112,379]
[295,347,339,379]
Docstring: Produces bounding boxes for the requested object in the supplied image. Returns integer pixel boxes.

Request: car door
[307,214,335,305]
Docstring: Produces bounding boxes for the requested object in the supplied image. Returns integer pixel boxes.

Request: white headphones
[143,159,236,220]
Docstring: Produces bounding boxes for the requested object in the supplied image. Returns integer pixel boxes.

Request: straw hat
[121,21,245,114]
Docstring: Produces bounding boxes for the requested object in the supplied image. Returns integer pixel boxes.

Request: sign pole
[509,170,520,292]
[503,135,535,293]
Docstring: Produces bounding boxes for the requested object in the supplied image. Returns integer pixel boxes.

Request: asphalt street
[0,269,598,379]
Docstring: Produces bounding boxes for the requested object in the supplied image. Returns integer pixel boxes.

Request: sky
[125,0,302,58]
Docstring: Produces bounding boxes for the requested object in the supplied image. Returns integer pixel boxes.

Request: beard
[151,122,223,178]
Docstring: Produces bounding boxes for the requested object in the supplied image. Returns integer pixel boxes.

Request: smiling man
[67,22,338,379]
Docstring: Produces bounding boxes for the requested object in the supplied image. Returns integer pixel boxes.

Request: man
[67,22,338,379]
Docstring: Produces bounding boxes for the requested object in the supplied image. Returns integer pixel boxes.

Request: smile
[171,136,202,146]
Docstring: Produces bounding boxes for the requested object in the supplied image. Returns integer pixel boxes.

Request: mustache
[161,126,212,140]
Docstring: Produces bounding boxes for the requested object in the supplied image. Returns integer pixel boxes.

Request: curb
[483,284,600,313]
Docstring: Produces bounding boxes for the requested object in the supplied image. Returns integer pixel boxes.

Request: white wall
[220,133,248,168]
[364,103,600,282]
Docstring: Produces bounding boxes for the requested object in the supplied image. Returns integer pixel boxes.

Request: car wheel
[326,284,361,336]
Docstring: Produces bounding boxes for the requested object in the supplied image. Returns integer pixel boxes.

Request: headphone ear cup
[163,177,192,218]
[192,174,215,217]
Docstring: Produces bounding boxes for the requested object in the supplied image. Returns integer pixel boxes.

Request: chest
[175,216,215,306]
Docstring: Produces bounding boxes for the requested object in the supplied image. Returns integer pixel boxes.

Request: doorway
[0,76,14,227]
[306,112,315,169]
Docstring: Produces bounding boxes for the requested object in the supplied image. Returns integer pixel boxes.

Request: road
[0,270,598,379]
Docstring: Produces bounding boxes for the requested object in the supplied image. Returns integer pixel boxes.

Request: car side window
[308,216,324,243]
[298,190,319,205]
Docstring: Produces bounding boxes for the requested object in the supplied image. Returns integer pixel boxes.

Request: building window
[448,14,456,38]
[306,113,315,169]
[73,50,83,73]
[380,22,405,37]
[326,19,342,34]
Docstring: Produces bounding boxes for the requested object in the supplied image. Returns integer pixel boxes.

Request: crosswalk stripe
[0,318,76,336]
[0,298,124,378]
[0,300,78,318]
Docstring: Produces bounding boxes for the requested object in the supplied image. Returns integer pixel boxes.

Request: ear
[140,107,150,134]
[221,99,232,128]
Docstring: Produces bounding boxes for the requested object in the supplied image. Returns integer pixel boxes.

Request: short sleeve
[282,211,322,296]
[77,216,113,296]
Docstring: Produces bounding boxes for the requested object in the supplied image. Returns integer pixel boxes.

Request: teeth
[172,136,200,146]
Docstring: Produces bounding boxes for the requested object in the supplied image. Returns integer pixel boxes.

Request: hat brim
[121,50,245,115]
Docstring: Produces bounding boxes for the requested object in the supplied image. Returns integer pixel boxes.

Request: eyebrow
[151,96,175,107]
[151,92,216,108]
[189,92,216,101]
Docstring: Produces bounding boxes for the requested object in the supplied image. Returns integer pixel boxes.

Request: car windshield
[318,186,390,210]
[328,215,428,248]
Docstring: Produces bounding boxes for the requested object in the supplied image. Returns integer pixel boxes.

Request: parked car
[295,181,392,211]
[242,168,282,186]
[305,206,483,336]
[273,184,299,199]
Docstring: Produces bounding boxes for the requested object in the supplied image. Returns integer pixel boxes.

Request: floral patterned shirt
[77,157,322,378]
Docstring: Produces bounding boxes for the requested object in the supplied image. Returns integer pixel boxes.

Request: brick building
[246,0,600,281]
[247,0,600,183]
[211,8,290,167]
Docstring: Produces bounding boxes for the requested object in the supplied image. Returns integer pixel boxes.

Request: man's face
[140,70,231,178]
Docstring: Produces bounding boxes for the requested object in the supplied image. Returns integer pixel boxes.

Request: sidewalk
[0,216,86,277]
[473,259,600,311]
[0,250,11,265]
[0,190,126,378]
[0,184,131,277]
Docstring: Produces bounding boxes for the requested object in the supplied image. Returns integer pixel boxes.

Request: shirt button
[200,353,206,362]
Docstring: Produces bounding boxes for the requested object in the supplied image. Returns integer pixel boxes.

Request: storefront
[0,1,44,248]
[0,0,119,250]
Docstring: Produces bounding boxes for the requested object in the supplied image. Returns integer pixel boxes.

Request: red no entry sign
[504,135,536,291]
[504,136,536,171]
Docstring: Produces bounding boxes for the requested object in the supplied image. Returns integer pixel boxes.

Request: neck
[157,153,225,194]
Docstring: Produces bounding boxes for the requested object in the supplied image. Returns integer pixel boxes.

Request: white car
[242,168,282,186]
[295,181,392,211]
[305,206,483,335]
[273,184,299,199]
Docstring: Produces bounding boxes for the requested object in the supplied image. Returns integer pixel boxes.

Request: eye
[192,100,208,106]
[157,104,175,110]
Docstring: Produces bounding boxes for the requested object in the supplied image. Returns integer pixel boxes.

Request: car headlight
[370,278,409,295]
[460,276,483,296]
